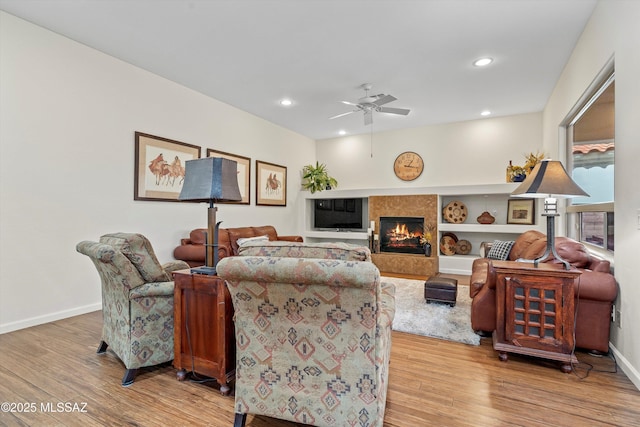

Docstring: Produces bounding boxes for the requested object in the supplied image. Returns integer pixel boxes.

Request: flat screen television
[313,198,364,231]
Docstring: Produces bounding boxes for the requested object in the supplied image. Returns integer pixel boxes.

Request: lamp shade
[179,157,242,202]
[511,159,589,199]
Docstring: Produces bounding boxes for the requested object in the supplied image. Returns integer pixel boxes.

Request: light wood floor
[1,285,639,426]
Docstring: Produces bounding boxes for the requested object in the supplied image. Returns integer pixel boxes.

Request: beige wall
[317,112,543,190]
[542,0,640,389]
[0,11,315,332]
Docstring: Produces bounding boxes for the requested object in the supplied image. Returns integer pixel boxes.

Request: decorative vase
[512,173,526,182]
[477,211,495,224]
[424,242,432,257]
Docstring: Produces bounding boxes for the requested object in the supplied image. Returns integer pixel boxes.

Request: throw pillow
[236,235,269,247]
[487,240,515,261]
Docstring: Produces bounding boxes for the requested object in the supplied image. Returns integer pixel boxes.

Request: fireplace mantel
[301,183,521,200]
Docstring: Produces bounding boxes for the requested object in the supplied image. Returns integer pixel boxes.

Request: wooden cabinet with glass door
[492,261,581,373]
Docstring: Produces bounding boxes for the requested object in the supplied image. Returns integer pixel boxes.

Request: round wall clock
[393,151,424,181]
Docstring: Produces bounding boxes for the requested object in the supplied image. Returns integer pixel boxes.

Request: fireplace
[379,216,424,254]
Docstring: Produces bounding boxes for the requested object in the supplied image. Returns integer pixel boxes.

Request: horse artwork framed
[134,132,201,201]
[207,148,251,205]
[256,160,287,206]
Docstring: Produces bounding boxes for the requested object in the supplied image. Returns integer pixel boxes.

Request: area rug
[384,277,480,346]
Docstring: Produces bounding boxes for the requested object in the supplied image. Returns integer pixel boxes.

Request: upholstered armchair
[216,241,396,427]
[76,233,189,386]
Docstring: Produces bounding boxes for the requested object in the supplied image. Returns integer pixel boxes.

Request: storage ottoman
[424,276,458,307]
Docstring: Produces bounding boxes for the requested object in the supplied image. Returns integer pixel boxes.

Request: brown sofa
[470,230,617,353]
[173,225,303,267]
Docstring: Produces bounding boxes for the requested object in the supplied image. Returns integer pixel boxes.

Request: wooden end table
[492,261,581,373]
[172,269,235,395]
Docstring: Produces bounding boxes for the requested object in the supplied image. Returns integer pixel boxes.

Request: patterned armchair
[76,233,189,386]
[216,241,396,427]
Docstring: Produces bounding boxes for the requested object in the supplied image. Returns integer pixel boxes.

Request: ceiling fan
[329,83,410,125]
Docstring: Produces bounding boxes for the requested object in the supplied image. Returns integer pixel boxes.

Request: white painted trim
[0,303,101,334]
[610,343,640,391]
[439,267,472,276]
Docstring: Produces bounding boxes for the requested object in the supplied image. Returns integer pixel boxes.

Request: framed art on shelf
[256,160,287,206]
[207,148,251,204]
[134,132,201,201]
[507,198,535,225]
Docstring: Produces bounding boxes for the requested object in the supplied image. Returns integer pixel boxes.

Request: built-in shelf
[438,223,537,234]
[437,189,543,273]
[299,183,544,275]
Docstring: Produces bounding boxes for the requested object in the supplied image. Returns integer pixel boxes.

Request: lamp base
[190,266,218,276]
[517,213,570,270]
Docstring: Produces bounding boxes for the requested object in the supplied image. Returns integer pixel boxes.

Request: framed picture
[507,198,536,225]
[256,160,287,206]
[207,148,251,204]
[134,132,201,201]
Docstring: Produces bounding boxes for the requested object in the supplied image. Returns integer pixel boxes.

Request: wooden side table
[173,269,235,395]
[492,261,581,373]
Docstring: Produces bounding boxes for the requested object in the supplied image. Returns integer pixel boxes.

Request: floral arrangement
[509,151,546,181]
[524,151,546,172]
[420,223,436,245]
[510,165,527,180]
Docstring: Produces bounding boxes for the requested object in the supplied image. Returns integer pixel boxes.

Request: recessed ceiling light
[473,57,493,67]
[481,110,491,116]
[279,98,293,106]
[338,130,347,136]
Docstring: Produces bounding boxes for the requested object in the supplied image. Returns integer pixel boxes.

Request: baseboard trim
[439,267,471,275]
[0,303,101,334]
[610,342,640,392]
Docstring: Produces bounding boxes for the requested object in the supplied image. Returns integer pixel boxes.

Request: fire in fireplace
[379,216,425,254]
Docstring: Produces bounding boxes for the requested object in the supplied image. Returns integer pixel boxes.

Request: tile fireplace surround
[369,194,438,277]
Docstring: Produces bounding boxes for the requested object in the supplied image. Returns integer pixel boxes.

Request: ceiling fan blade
[372,94,397,106]
[329,110,357,120]
[363,110,373,126]
[341,100,359,106]
[378,107,410,115]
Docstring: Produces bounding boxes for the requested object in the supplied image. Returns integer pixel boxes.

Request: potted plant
[510,166,527,182]
[524,151,546,173]
[301,161,338,193]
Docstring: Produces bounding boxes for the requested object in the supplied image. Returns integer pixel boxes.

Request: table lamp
[179,157,242,275]
[511,159,589,269]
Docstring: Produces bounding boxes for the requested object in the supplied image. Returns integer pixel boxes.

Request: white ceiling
[0,0,597,141]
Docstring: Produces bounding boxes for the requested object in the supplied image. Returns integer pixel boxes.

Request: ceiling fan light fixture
[329,84,410,125]
[473,57,493,67]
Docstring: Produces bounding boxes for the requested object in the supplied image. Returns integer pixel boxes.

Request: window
[578,209,614,251]
[566,72,614,252]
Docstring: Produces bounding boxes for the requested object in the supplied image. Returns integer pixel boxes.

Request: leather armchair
[76,233,190,385]
[470,230,617,353]
[173,225,303,267]
[217,241,395,427]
